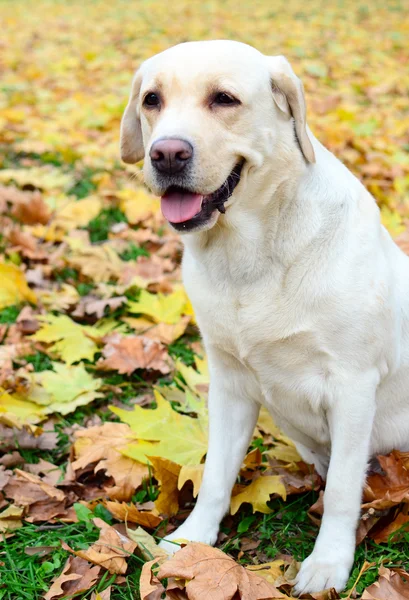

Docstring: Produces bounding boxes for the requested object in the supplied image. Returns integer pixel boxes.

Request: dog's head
[120,40,315,233]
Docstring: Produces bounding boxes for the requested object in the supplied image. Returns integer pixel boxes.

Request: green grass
[0,519,143,600]
[119,243,150,261]
[88,208,128,243]
[0,305,21,324]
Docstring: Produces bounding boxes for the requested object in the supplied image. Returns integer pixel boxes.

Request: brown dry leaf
[0,465,12,490]
[25,459,62,486]
[370,510,409,544]
[7,228,48,260]
[157,543,285,599]
[62,517,137,574]
[99,333,173,375]
[149,456,181,517]
[363,451,409,509]
[104,500,162,528]
[73,422,148,501]
[72,296,127,319]
[2,186,51,225]
[140,558,167,600]
[3,468,64,506]
[44,555,101,600]
[0,424,58,452]
[362,566,409,599]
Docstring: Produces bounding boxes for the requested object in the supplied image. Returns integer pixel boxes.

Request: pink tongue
[161,191,203,223]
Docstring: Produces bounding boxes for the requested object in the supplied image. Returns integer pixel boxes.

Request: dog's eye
[213,92,239,106]
[143,92,160,108]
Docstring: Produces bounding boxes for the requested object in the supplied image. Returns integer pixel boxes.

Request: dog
[120,40,409,594]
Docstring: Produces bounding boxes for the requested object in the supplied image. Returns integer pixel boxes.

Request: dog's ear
[267,55,315,164]
[120,70,144,164]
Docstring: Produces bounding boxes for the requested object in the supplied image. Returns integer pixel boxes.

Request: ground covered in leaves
[1,0,409,598]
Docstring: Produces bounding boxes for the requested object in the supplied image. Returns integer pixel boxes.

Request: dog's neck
[181,145,321,285]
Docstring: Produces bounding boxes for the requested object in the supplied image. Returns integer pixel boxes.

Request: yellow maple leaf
[178,463,204,498]
[53,195,102,231]
[149,456,181,516]
[230,476,287,515]
[0,166,74,191]
[0,387,46,428]
[0,505,24,535]
[127,289,189,325]
[28,362,103,415]
[68,243,125,283]
[117,188,160,224]
[111,389,208,466]
[32,314,101,364]
[0,263,36,309]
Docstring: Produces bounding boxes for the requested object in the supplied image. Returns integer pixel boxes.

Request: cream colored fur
[120,40,409,594]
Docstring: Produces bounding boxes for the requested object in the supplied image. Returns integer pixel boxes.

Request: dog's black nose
[150,138,193,175]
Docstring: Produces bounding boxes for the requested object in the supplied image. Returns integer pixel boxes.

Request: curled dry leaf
[363,451,409,509]
[99,333,173,375]
[44,556,101,600]
[73,422,148,501]
[4,468,65,506]
[104,500,162,528]
[362,566,409,599]
[62,517,137,574]
[157,543,285,600]
[140,558,167,600]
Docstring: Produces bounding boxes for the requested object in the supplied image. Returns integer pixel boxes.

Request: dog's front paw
[293,552,351,595]
[159,522,219,555]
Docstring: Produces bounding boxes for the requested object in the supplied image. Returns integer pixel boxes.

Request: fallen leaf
[157,542,285,599]
[149,456,181,517]
[246,560,285,585]
[112,390,208,466]
[53,196,102,231]
[62,517,137,574]
[44,556,101,600]
[0,504,24,534]
[140,558,167,600]
[230,476,287,515]
[0,387,46,427]
[29,362,103,415]
[32,314,101,364]
[362,566,409,599]
[0,263,37,309]
[68,243,125,282]
[99,333,173,375]
[104,500,162,528]
[178,464,204,498]
[127,289,189,325]
[73,422,148,501]
[117,188,161,224]
[126,526,168,561]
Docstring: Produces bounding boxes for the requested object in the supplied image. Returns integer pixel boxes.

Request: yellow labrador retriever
[120,40,409,594]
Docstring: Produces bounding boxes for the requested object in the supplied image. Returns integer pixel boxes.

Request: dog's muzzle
[160,161,244,232]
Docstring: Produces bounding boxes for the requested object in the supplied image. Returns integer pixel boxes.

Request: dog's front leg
[294,373,378,594]
[160,350,260,553]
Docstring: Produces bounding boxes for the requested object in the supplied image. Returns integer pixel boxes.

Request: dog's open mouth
[160,161,244,230]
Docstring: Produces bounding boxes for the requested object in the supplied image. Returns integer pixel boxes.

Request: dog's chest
[183,251,332,447]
